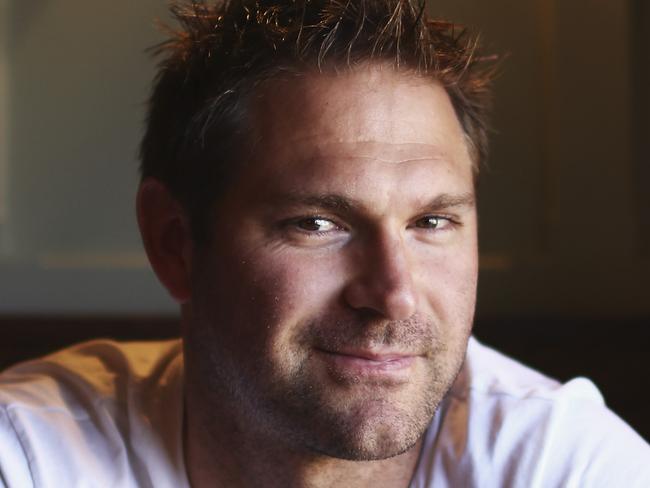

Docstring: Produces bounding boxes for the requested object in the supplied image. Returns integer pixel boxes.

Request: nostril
[342,273,417,320]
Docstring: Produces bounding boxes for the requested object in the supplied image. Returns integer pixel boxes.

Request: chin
[314,426,426,462]
[299,395,437,461]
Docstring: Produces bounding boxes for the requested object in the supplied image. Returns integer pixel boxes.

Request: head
[137,0,492,464]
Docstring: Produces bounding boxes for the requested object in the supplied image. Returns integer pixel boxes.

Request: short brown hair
[140,0,494,241]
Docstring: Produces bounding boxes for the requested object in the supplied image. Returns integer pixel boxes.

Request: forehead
[219,66,476,210]
[250,66,471,164]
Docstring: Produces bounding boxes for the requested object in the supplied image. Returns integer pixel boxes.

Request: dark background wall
[0,1,648,438]
[440,0,649,319]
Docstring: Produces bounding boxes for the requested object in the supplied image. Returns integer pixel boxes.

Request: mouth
[314,348,419,380]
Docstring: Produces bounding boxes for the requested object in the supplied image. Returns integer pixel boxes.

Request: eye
[295,217,339,233]
[414,215,453,230]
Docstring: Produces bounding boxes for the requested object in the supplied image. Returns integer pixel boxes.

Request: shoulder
[0,339,186,487]
[2,338,182,381]
[413,337,650,488]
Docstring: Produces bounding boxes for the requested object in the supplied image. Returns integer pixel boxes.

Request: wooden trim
[0,315,180,370]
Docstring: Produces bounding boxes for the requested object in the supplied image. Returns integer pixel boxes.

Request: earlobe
[136,178,193,304]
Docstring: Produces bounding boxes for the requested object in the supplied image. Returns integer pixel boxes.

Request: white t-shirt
[1,337,649,487]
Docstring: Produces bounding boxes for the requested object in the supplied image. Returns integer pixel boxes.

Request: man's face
[186,66,478,461]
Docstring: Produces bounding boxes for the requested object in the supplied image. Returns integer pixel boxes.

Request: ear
[136,178,193,304]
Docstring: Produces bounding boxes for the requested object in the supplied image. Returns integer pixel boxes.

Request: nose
[343,233,417,320]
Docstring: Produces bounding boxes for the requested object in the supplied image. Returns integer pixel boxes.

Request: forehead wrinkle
[287,139,453,159]
[340,156,444,165]
[271,142,461,174]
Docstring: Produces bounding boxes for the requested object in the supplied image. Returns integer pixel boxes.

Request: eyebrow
[272,191,475,214]
[418,193,476,213]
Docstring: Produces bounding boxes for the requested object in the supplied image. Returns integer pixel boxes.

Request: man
[1,0,649,486]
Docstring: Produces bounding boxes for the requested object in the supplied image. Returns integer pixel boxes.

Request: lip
[315,348,418,379]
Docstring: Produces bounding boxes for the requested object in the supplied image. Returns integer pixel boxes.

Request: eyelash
[289,216,345,236]
[412,215,458,231]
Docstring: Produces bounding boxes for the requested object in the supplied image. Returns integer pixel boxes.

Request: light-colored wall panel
[9,1,167,256]
[1,0,176,313]
[0,1,9,253]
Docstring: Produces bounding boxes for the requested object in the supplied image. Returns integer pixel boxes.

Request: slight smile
[315,348,419,380]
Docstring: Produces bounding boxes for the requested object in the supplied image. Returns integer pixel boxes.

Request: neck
[183,392,423,488]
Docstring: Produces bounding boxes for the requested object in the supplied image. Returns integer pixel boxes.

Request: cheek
[419,240,478,325]
[251,250,346,317]
[204,248,346,347]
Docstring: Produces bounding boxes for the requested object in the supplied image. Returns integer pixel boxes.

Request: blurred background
[0,1,648,437]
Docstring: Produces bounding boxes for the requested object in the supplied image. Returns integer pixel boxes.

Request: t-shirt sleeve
[423,340,650,487]
[500,377,650,487]
[422,372,650,487]
[0,406,34,488]
[545,379,650,487]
